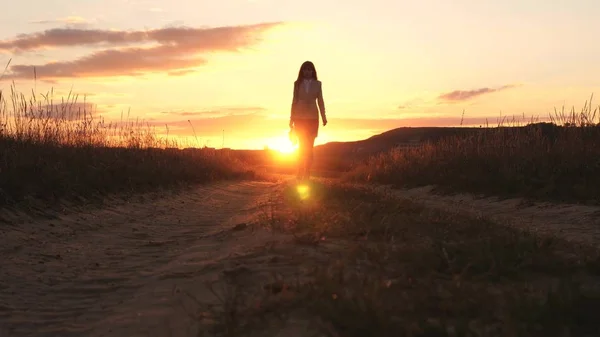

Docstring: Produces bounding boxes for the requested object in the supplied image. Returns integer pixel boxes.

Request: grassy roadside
[0,83,262,210]
[194,179,600,337]
[0,141,259,207]
[343,99,600,205]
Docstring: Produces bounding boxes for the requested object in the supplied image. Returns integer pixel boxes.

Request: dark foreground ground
[198,178,600,337]
[1,176,599,336]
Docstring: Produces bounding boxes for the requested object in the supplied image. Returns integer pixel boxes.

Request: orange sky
[1,0,599,149]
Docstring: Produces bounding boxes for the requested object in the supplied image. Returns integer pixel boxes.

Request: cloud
[438,84,517,102]
[167,69,197,77]
[394,96,442,111]
[9,46,208,78]
[1,22,282,79]
[29,16,93,26]
[0,23,281,52]
[160,106,266,118]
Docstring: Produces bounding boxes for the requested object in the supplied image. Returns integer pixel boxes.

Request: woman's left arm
[317,82,327,125]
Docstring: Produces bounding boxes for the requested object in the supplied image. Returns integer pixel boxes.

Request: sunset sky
[1,0,599,149]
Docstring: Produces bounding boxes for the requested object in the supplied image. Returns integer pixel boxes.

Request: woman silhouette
[289,61,328,181]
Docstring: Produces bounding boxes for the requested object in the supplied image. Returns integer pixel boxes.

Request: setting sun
[276,142,297,154]
[266,134,298,156]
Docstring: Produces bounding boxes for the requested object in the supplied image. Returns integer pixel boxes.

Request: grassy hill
[314,123,565,159]
[314,126,481,159]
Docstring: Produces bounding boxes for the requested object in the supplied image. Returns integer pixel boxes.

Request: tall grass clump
[346,95,600,203]
[0,81,257,209]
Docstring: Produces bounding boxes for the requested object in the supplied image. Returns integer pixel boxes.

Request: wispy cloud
[9,46,209,79]
[397,97,435,110]
[1,22,283,79]
[0,23,281,52]
[29,16,93,26]
[438,84,517,102]
[160,106,266,118]
[167,69,197,77]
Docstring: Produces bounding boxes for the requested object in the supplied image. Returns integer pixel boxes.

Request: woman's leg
[304,135,316,179]
[295,119,318,180]
[304,119,319,179]
[296,128,308,179]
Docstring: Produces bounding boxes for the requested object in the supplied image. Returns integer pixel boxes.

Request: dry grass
[0,81,258,210]
[189,180,600,337]
[345,96,600,204]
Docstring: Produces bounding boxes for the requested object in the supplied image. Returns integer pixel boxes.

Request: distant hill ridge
[313,123,566,157]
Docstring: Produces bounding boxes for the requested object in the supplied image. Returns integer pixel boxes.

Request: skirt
[293,118,319,139]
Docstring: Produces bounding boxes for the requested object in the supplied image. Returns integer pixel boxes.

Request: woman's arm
[290,82,298,127]
[291,82,300,112]
[317,82,327,125]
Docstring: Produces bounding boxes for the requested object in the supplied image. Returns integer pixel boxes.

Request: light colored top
[303,79,311,93]
[291,79,326,121]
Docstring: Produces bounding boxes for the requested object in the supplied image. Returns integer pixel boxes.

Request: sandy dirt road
[0,180,288,337]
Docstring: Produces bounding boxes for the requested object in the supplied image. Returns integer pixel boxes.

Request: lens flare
[296,184,310,200]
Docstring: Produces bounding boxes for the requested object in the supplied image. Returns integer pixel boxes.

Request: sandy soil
[0,180,313,337]
[375,184,600,246]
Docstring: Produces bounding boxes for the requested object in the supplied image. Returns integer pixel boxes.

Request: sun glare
[276,142,297,154]
[267,135,298,157]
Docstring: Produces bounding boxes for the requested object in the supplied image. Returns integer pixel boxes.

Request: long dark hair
[294,61,318,84]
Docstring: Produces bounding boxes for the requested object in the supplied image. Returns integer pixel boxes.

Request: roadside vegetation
[346,96,600,204]
[0,81,258,210]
